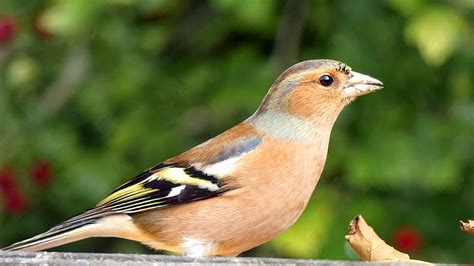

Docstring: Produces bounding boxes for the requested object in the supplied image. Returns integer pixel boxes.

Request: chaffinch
[4,59,382,257]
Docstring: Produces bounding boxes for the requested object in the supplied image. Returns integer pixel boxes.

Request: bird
[3,59,383,257]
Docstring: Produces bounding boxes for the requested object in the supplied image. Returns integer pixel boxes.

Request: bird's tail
[3,208,115,252]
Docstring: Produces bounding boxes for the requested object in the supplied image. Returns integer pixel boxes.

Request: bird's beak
[342,71,383,98]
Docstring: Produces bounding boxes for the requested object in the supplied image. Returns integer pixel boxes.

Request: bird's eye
[319,74,334,87]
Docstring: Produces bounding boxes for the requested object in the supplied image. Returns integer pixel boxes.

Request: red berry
[31,160,53,186]
[393,226,423,253]
[0,167,16,193]
[0,166,28,214]
[4,189,27,214]
[0,16,18,45]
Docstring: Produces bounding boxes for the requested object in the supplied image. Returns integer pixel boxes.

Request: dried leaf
[345,215,409,261]
[460,220,474,235]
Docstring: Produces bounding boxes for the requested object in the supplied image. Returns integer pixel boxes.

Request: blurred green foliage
[0,0,473,263]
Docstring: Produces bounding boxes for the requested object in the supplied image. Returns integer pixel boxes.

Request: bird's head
[248,60,382,141]
[254,59,383,126]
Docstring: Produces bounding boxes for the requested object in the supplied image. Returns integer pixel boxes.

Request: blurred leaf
[405,6,466,66]
[40,0,106,37]
[388,0,426,16]
[345,117,462,192]
[210,0,277,32]
[6,54,38,88]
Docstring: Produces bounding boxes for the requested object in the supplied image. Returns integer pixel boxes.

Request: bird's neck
[246,108,343,145]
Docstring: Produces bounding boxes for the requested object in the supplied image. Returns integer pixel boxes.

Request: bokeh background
[0,0,473,263]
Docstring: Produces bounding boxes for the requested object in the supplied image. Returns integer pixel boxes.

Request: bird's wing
[97,131,262,214]
[97,163,226,214]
